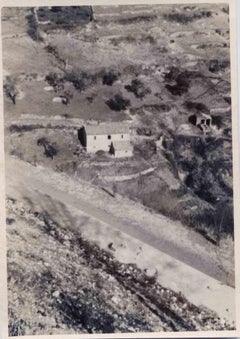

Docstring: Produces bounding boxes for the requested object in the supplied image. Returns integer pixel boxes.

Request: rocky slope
[7,198,233,335]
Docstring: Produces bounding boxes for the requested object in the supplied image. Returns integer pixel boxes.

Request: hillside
[3,4,232,243]
[2,4,235,335]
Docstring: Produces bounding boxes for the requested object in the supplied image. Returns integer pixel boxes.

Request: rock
[52,290,60,298]
[144,267,158,278]
[52,97,62,103]
[44,86,54,91]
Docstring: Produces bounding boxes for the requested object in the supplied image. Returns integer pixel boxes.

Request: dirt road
[5,156,230,282]
[5,156,235,322]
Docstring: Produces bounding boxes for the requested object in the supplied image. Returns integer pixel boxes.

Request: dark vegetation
[3,78,18,105]
[9,125,40,133]
[211,115,223,129]
[125,79,151,99]
[6,218,15,225]
[65,72,87,91]
[26,9,43,42]
[37,138,58,159]
[44,45,66,68]
[56,291,116,333]
[105,94,130,111]
[166,135,233,240]
[116,15,158,25]
[102,72,118,86]
[164,11,212,24]
[45,70,95,93]
[37,6,93,29]
[165,75,189,96]
[222,6,229,14]
[184,101,209,114]
[164,68,200,96]
[209,59,230,73]
[9,308,26,336]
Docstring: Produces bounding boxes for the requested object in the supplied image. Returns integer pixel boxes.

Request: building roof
[112,140,132,151]
[84,122,130,135]
[194,112,211,119]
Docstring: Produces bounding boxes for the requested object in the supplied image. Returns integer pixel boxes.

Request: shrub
[102,72,118,86]
[164,69,193,96]
[6,218,15,225]
[65,72,86,91]
[44,44,66,68]
[209,59,230,73]
[125,79,151,99]
[211,115,223,128]
[164,12,194,24]
[105,94,130,111]
[37,6,93,28]
[8,309,26,337]
[184,101,209,113]
[37,138,58,159]
[56,292,115,333]
[26,10,43,42]
[9,124,39,133]
[164,11,212,24]
[214,199,234,239]
[3,78,18,105]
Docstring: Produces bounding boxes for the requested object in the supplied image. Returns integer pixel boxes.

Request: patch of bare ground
[7,198,233,335]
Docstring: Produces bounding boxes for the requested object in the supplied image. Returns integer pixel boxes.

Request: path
[5,156,235,323]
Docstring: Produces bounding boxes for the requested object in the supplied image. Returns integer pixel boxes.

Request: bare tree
[3,78,18,105]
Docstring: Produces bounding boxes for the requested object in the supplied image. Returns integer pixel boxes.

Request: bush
[105,94,130,111]
[184,101,209,113]
[8,309,26,336]
[9,124,39,133]
[37,138,58,159]
[102,72,118,86]
[26,10,43,42]
[45,45,65,64]
[209,59,230,73]
[211,115,223,128]
[214,199,234,239]
[56,292,115,333]
[125,79,151,99]
[64,72,86,91]
[37,6,93,28]
[164,12,193,24]
[164,11,212,24]
[3,78,18,104]
[164,69,194,96]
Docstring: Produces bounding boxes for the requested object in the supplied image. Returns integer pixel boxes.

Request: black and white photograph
[1,0,239,336]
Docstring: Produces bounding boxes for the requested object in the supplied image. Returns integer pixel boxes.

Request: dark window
[94,136,96,140]
[201,119,205,124]
[108,135,111,140]
[121,135,124,138]
[206,119,211,126]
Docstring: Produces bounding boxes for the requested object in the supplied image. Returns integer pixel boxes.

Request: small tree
[106,94,130,111]
[3,79,18,105]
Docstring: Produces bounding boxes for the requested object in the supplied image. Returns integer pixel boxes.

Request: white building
[78,122,133,158]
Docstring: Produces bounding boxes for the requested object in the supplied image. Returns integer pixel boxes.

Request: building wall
[115,149,133,158]
[87,133,130,153]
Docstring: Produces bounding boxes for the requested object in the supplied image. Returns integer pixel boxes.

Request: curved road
[5,156,235,322]
[5,156,233,285]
